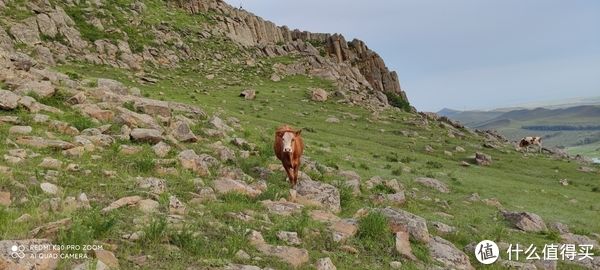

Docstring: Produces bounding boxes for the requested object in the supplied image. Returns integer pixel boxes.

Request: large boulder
[0,90,20,110]
[9,17,41,46]
[134,98,171,117]
[169,120,197,142]
[130,128,163,144]
[15,81,55,98]
[292,179,341,213]
[502,211,547,232]
[178,150,217,176]
[248,230,309,268]
[377,207,429,243]
[428,236,474,270]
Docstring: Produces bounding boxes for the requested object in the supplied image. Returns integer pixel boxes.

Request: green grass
[0,1,598,269]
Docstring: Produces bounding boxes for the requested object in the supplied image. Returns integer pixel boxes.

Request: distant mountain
[439,104,600,158]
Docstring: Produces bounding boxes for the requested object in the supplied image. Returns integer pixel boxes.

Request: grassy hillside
[1,1,599,270]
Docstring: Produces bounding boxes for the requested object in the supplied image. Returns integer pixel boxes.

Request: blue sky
[225,0,600,111]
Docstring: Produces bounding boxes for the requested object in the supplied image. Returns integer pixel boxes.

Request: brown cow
[274,125,304,186]
[519,136,543,153]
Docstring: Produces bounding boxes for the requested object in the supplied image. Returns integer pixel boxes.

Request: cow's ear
[295,129,302,136]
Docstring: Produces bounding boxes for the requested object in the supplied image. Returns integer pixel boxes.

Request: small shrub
[426,161,443,169]
[373,184,395,194]
[391,167,403,176]
[142,217,168,245]
[385,92,411,112]
[400,156,416,163]
[357,212,393,251]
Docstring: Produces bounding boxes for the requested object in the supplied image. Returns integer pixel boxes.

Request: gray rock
[0,90,20,110]
[130,128,163,143]
[293,179,341,213]
[428,236,474,270]
[502,211,547,232]
[9,17,41,46]
[169,120,197,142]
[240,89,256,100]
[315,257,336,270]
[415,177,449,193]
[378,207,429,243]
[311,88,328,102]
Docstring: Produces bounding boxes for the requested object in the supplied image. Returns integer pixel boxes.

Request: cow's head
[279,130,301,153]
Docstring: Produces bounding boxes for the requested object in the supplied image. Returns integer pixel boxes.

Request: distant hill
[439,104,600,158]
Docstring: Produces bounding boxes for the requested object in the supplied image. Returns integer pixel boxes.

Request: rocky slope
[0,1,599,270]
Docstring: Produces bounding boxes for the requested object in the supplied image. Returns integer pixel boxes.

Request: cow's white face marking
[282,132,294,153]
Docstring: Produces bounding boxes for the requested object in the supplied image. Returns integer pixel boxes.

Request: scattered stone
[178,150,213,176]
[101,196,142,212]
[292,179,340,213]
[432,221,456,234]
[40,182,60,195]
[276,231,302,245]
[0,191,10,206]
[325,117,340,123]
[315,257,336,270]
[428,236,474,270]
[311,88,328,102]
[424,145,434,152]
[549,222,569,234]
[454,146,466,152]
[309,210,341,224]
[248,230,309,268]
[415,177,449,193]
[389,261,402,269]
[29,218,72,239]
[138,199,160,213]
[0,90,20,110]
[475,152,492,166]
[240,89,256,100]
[120,145,142,155]
[130,128,163,143]
[133,98,171,117]
[395,231,417,260]
[169,195,186,215]
[169,120,197,142]
[261,200,304,216]
[136,177,166,194]
[209,115,234,133]
[39,157,62,169]
[152,141,171,157]
[235,249,251,260]
[16,136,74,150]
[502,211,547,232]
[213,178,262,197]
[331,219,358,242]
[15,81,55,98]
[560,233,599,246]
[95,250,119,269]
[378,207,429,243]
[559,179,569,186]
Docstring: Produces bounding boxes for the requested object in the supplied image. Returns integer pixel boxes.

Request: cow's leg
[285,166,294,186]
[293,165,300,186]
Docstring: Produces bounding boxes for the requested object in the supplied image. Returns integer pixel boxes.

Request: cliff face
[172,0,408,103]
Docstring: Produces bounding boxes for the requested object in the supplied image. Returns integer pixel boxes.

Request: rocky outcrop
[169,0,408,105]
